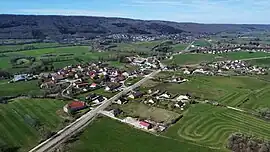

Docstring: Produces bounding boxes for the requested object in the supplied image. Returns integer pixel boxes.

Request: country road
[29,70,161,152]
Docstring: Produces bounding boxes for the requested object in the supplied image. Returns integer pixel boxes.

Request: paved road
[29,70,161,152]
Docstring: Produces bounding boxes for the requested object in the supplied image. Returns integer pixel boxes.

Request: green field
[145,75,270,110]
[165,104,270,149]
[0,80,41,96]
[247,57,270,67]
[193,39,212,47]
[166,52,270,65]
[0,98,68,151]
[67,117,218,152]
[0,43,66,53]
[0,46,114,73]
[120,102,181,123]
[171,43,189,52]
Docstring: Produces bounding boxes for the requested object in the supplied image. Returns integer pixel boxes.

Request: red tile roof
[68,101,86,109]
[139,121,150,127]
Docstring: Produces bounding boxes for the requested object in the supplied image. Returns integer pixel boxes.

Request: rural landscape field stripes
[0,98,68,151]
[165,104,270,149]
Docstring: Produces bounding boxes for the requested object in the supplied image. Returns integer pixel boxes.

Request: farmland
[0,80,41,96]
[165,104,270,149]
[166,51,270,65]
[144,74,270,110]
[65,117,219,152]
[0,98,68,152]
[0,46,115,74]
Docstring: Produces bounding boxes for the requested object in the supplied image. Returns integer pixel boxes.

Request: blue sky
[1,0,269,24]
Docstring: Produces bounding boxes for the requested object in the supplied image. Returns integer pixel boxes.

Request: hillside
[1,14,270,40]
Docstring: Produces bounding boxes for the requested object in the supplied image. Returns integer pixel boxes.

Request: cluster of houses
[207,60,268,75]
[39,62,142,95]
[10,74,38,83]
[127,56,162,69]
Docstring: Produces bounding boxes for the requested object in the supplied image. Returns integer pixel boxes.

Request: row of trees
[227,133,270,152]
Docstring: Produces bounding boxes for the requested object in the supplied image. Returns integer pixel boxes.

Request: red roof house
[63,101,87,113]
[139,121,151,130]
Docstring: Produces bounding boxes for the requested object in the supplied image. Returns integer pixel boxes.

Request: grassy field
[0,46,114,73]
[193,39,212,47]
[166,52,270,65]
[171,43,189,52]
[0,43,65,53]
[0,80,41,96]
[247,58,270,67]
[165,104,270,150]
[144,75,270,110]
[67,117,219,152]
[0,98,68,152]
[120,102,180,123]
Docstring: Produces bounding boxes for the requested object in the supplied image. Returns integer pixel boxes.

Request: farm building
[139,121,151,130]
[63,101,87,113]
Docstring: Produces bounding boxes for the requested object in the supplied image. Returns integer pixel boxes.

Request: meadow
[0,80,41,96]
[67,117,219,152]
[166,51,270,65]
[165,104,270,150]
[0,46,114,74]
[146,75,270,110]
[0,98,68,152]
[120,102,181,123]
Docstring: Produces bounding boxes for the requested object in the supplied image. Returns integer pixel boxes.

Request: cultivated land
[66,117,219,152]
[0,98,68,152]
[165,104,270,150]
[147,74,270,110]
[0,46,113,73]
[0,80,41,96]
[166,51,270,65]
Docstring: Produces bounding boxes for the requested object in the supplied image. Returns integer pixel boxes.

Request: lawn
[0,98,68,152]
[0,80,41,96]
[144,75,270,110]
[120,102,181,123]
[165,104,270,150]
[67,117,219,152]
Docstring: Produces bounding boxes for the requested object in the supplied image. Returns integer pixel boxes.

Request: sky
[1,0,269,24]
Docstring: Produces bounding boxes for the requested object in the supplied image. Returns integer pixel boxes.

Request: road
[29,70,161,152]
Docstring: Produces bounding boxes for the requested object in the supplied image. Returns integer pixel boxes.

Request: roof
[68,101,86,109]
[90,83,97,87]
[139,121,150,127]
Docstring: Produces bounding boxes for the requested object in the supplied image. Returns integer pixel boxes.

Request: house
[128,91,144,99]
[76,82,89,88]
[139,121,151,130]
[85,93,98,101]
[105,83,121,92]
[122,72,130,77]
[148,99,155,104]
[111,108,122,116]
[13,74,28,82]
[112,97,127,105]
[93,96,107,104]
[159,92,171,99]
[176,95,190,102]
[63,101,87,113]
[90,83,97,88]
[174,101,184,108]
